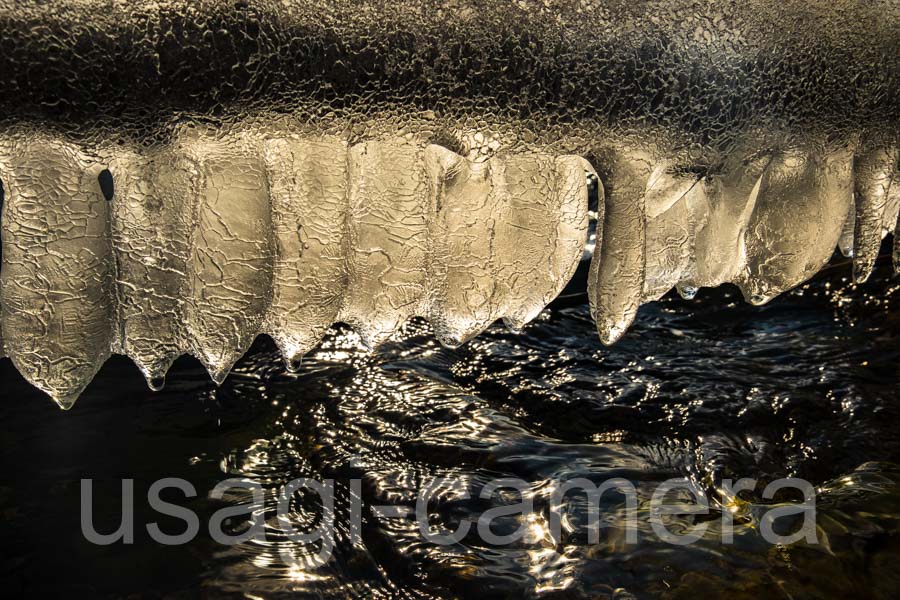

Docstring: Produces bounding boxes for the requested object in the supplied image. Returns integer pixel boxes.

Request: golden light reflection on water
[158,263,900,597]
[287,564,325,583]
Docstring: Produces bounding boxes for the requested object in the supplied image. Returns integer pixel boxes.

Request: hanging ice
[0,0,898,406]
[0,128,592,407]
[264,136,349,370]
[736,146,854,304]
[0,135,116,409]
[2,127,899,406]
[588,151,647,345]
[851,145,898,283]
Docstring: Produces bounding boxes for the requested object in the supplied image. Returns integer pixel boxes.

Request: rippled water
[1,247,898,599]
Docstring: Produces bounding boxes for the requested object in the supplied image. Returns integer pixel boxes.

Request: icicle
[685,151,771,290]
[423,147,589,346]
[552,156,594,306]
[497,153,589,331]
[495,154,561,331]
[588,151,648,345]
[264,136,349,366]
[180,129,274,383]
[737,146,853,304]
[838,204,855,258]
[110,146,191,387]
[852,144,897,283]
[642,164,705,301]
[0,134,116,407]
[423,144,499,347]
[340,140,430,348]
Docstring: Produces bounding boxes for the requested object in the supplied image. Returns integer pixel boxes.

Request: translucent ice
[341,140,430,348]
[0,129,591,405]
[423,148,589,345]
[686,151,770,290]
[852,145,897,283]
[836,143,899,270]
[2,127,899,407]
[423,145,499,346]
[110,145,192,388]
[737,146,853,304]
[642,164,705,302]
[0,0,899,406]
[181,131,274,383]
[588,151,647,345]
[264,136,349,368]
[0,134,115,408]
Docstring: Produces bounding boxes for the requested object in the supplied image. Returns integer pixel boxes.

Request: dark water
[1,250,898,599]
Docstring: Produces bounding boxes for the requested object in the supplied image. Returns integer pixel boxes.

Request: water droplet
[677,284,698,300]
[749,294,768,305]
[285,355,303,373]
[438,334,463,349]
[52,393,78,411]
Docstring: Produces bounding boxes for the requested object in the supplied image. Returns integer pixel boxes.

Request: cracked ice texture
[0,136,116,408]
[0,126,589,407]
[0,0,899,405]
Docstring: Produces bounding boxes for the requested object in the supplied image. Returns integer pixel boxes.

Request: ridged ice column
[0,135,116,408]
[0,127,592,406]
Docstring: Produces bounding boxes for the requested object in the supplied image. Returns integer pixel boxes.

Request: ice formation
[0,0,898,406]
[0,127,590,407]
